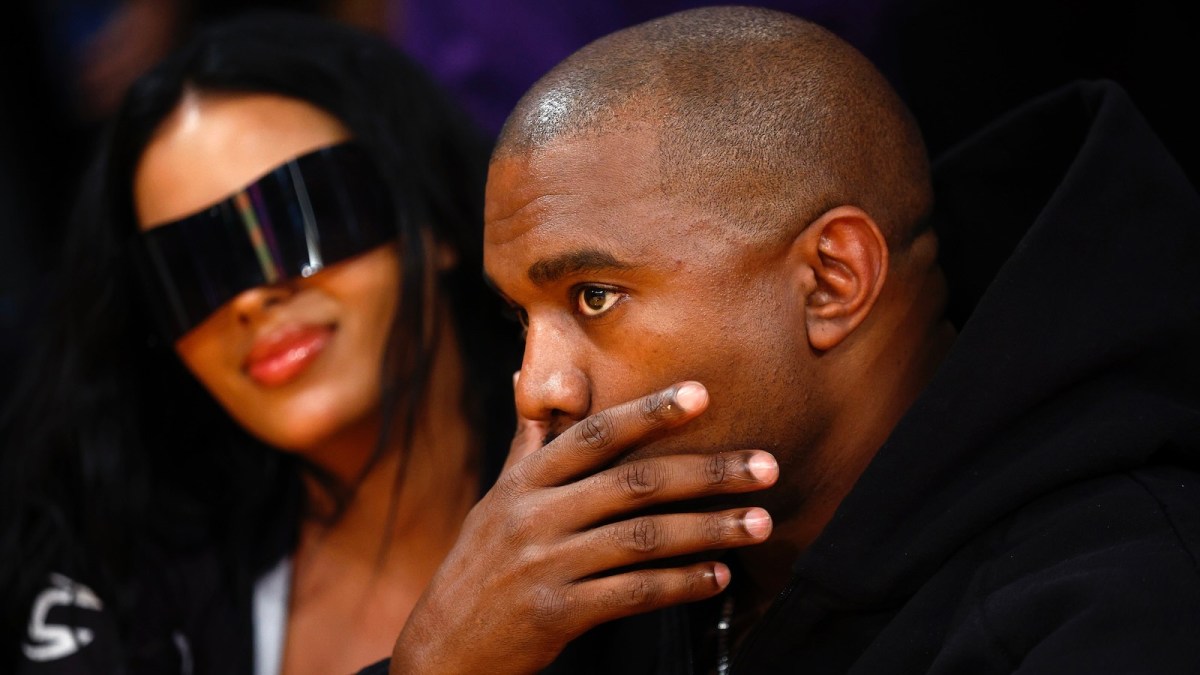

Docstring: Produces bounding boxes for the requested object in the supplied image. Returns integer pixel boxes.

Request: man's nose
[515,318,591,424]
[229,283,295,326]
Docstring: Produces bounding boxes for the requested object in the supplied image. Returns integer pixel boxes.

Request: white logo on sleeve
[22,573,104,662]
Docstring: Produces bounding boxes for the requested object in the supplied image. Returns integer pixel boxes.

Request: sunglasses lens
[131,142,393,341]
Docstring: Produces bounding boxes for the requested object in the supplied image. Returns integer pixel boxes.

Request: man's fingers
[557,563,732,635]
[558,451,778,525]
[559,507,772,578]
[518,381,710,487]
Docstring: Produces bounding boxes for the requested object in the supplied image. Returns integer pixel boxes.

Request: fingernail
[674,382,707,412]
[747,452,778,482]
[743,508,772,538]
[712,563,731,589]
[512,370,521,387]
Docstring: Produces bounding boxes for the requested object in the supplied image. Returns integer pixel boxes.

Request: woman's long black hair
[0,10,520,663]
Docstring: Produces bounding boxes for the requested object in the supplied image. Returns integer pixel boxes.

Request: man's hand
[388,381,778,674]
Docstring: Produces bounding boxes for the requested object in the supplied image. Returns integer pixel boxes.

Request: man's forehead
[482,125,748,287]
[484,141,665,259]
[487,127,662,215]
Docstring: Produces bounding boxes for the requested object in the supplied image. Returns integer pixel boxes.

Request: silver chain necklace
[715,593,736,675]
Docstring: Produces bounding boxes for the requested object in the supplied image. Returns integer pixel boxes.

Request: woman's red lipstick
[244,324,333,387]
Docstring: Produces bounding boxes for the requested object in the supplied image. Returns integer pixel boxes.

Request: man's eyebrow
[527,248,632,285]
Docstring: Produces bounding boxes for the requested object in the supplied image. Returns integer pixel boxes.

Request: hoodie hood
[795,78,1200,604]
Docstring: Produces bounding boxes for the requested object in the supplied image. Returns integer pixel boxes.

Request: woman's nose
[229,283,295,326]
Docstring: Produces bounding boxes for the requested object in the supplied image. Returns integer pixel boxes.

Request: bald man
[369,6,1200,674]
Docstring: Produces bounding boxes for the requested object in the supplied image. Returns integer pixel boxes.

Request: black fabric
[15,545,255,675]
[540,79,1200,673]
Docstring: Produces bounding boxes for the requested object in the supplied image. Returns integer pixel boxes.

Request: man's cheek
[586,361,683,416]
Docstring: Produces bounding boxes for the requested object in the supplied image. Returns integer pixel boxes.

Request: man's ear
[791,205,889,351]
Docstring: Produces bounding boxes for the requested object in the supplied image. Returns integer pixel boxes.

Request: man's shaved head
[496,6,932,246]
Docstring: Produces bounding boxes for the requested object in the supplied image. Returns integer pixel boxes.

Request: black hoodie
[535,78,1200,674]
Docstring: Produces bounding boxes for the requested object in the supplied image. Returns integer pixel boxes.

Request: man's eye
[576,286,622,317]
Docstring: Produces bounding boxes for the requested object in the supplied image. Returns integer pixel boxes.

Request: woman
[1,11,520,674]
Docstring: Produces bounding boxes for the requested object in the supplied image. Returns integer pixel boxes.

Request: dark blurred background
[1,0,1192,409]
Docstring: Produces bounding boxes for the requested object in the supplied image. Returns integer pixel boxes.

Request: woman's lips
[243,324,334,387]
